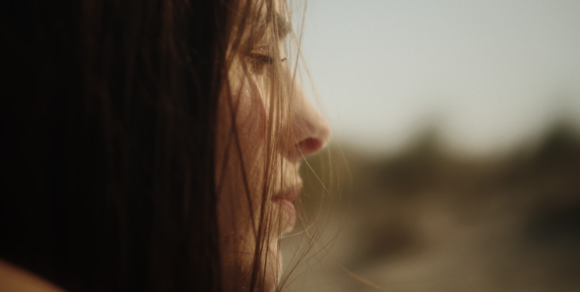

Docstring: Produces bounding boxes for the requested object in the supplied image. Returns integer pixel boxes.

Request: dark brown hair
[0,0,234,291]
[1,0,303,290]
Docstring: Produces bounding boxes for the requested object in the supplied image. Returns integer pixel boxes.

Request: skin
[0,260,65,292]
[215,3,331,291]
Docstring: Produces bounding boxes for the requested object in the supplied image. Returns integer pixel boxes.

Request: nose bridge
[287,72,331,158]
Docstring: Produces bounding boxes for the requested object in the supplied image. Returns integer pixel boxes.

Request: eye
[247,53,273,75]
[246,53,287,75]
[249,53,274,65]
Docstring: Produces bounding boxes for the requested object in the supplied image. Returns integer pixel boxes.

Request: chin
[263,239,283,292]
[220,236,283,292]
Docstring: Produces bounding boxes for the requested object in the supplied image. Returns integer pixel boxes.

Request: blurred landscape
[283,1,580,291]
[281,121,580,292]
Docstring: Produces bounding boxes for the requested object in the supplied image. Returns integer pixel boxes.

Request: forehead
[248,0,291,39]
[274,13,291,39]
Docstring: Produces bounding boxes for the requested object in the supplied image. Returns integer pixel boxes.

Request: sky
[294,0,580,156]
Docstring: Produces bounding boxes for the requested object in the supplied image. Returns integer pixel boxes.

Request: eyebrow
[275,13,291,39]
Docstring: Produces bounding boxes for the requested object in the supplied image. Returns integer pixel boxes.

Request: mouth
[271,182,302,233]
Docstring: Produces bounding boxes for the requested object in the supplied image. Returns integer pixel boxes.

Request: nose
[287,75,331,160]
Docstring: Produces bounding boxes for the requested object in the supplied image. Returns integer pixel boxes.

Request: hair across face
[215,0,331,291]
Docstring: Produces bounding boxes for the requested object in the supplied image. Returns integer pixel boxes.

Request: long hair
[0,0,300,291]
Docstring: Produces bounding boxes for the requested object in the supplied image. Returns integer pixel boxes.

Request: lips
[272,182,302,232]
[272,182,302,201]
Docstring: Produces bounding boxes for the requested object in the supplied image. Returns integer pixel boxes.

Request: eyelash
[247,53,286,76]
[249,53,287,65]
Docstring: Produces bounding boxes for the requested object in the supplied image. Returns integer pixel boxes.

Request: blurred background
[281,0,580,291]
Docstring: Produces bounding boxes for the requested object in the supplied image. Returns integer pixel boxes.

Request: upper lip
[272,182,303,202]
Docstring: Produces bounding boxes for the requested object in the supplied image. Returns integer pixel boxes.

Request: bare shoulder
[0,260,65,292]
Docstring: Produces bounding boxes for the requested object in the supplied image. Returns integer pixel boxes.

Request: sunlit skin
[215,2,331,291]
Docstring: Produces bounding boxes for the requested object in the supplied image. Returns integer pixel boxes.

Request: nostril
[297,138,321,156]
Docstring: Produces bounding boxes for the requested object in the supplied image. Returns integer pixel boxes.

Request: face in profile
[214,1,331,291]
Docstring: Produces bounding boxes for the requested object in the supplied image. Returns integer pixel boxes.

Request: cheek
[236,79,267,146]
[216,75,269,245]
[216,73,275,292]
[236,79,268,212]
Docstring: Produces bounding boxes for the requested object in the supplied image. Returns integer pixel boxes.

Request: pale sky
[296,0,580,156]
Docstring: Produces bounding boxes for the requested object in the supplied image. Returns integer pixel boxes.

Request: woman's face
[215,2,331,291]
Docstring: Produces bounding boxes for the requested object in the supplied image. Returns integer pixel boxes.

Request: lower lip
[274,199,296,228]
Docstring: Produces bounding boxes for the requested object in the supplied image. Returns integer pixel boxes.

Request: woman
[0,0,330,291]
